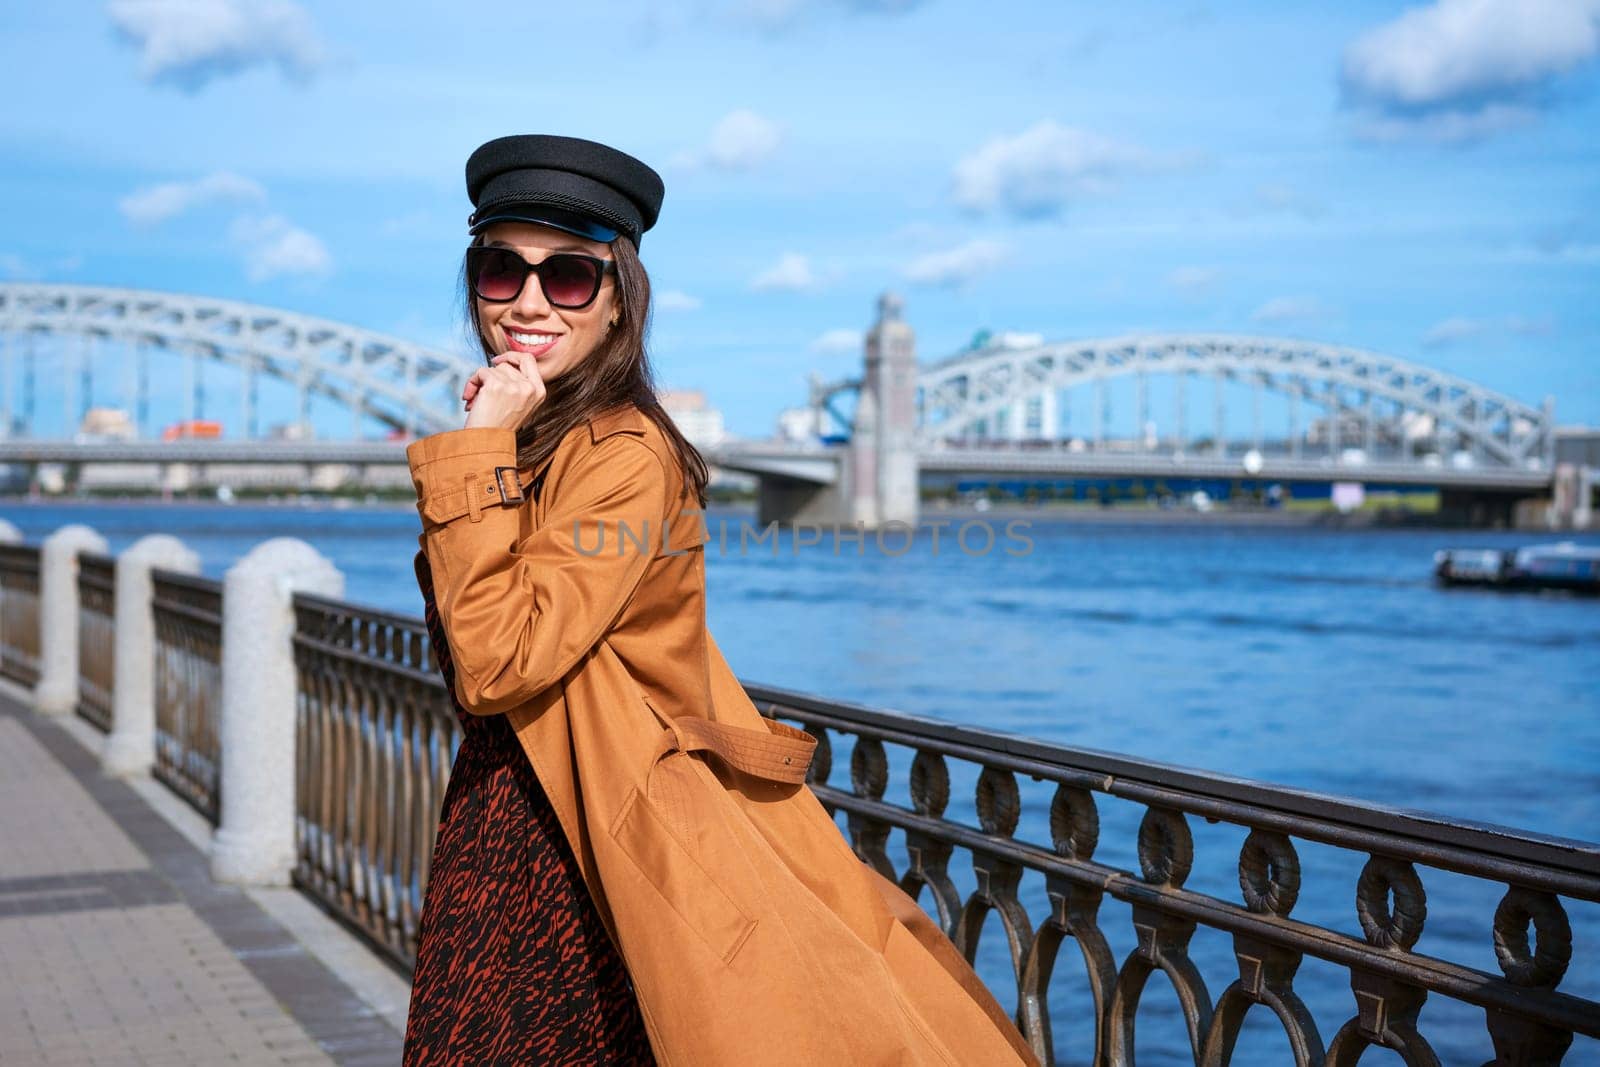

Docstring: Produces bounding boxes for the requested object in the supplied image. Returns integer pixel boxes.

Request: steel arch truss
[861,335,1551,468]
[0,283,480,436]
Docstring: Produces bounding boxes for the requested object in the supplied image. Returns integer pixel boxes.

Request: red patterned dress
[404,545,656,1066]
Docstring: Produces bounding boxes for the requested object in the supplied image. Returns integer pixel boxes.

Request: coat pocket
[608,779,758,966]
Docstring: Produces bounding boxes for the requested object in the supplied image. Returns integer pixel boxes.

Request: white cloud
[1493,228,1600,263]
[1423,314,1554,346]
[656,290,703,312]
[119,171,266,226]
[675,109,784,171]
[1252,183,1326,219]
[0,252,86,280]
[951,120,1157,218]
[1424,316,1491,346]
[751,252,817,293]
[727,0,925,29]
[1251,296,1330,325]
[378,210,445,239]
[1352,102,1538,144]
[706,109,783,169]
[229,214,331,282]
[1529,223,1600,261]
[1167,266,1220,295]
[1521,242,1600,263]
[810,328,862,354]
[1341,0,1600,141]
[122,172,327,284]
[884,220,949,245]
[1506,314,1555,335]
[904,238,1007,288]
[107,0,324,91]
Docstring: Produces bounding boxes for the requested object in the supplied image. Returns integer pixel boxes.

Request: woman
[402,134,676,1065]
[405,134,1039,1066]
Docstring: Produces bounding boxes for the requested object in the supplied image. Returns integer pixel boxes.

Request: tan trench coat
[406,402,1038,1067]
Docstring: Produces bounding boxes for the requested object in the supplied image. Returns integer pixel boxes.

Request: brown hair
[459,234,709,510]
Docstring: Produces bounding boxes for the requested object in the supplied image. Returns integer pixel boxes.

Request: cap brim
[468,205,619,243]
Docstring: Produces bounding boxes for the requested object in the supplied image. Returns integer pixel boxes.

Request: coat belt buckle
[493,466,526,505]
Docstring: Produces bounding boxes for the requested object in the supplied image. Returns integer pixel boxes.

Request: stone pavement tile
[0,720,145,878]
[37,1043,91,1065]
[0,1030,45,1057]
[1,904,334,1065]
[0,694,402,1065]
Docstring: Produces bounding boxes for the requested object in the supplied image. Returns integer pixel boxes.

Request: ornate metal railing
[269,591,1600,1065]
[0,542,41,687]
[75,552,116,731]
[744,683,1600,1067]
[290,592,460,971]
[151,568,224,823]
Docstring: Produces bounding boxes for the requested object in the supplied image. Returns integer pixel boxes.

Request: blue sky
[2,0,1597,439]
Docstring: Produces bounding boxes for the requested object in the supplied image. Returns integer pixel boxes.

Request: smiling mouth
[506,330,560,354]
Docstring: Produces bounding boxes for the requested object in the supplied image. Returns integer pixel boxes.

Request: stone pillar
[104,535,201,778]
[848,382,880,529]
[1551,463,1577,529]
[872,292,919,529]
[0,520,20,661]
[35,524,108,716]
[210,538,343,887]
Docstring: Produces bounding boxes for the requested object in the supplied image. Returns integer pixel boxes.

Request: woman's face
[473,220,618,383]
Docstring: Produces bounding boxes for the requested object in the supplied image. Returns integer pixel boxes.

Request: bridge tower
[849,292,918,529]
[848,374,878,526]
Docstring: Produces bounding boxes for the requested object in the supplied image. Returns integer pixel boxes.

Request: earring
[608,312,620,329]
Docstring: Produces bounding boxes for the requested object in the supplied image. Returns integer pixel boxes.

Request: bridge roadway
[0,438,1553,493]
[702,441,1553,492]
[915,448,1551,490]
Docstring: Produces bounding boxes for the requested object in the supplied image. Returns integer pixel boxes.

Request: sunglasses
[466,246,617,309]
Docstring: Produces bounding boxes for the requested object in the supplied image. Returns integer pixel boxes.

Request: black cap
[465,134,665,247]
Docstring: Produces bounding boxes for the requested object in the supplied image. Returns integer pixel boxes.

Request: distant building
[269,421,316,441]
[994,331,1045,349]
[659,388,726,448]
[78,407,135,441]
[1556,426,1600,468]
[776,405,824,443]
[963,329,1044,352]
[161,419,222,440]
[656,388,756,493]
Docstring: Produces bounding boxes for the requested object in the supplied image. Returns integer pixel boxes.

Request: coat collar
[586,403,649,444]
[519,404,649,489]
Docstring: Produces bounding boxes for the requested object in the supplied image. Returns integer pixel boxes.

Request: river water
[5,499,1596,1065]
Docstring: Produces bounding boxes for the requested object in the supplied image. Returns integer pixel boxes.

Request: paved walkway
[0,687,405,1066]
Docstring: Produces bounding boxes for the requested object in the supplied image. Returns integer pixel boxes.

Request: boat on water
[1433,542,1600,595]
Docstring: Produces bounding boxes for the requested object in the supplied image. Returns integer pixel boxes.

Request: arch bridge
[812,334,1553,470]
[0,284,1570,525]
[0,283,478,443]
[722,296,1561,528]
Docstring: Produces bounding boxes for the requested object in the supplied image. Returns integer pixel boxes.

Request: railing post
[210,537,343,887]
[35,523,108,716]
[104,534,201,778]
[0,520,20,673]
[0,519,18,632]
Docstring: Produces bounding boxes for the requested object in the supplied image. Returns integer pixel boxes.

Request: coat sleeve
[407,425,668,716]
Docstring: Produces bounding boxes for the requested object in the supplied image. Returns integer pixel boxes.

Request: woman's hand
[463,351,546,430]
